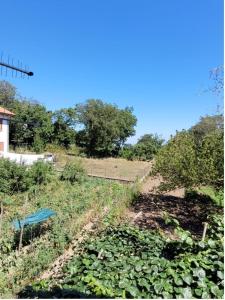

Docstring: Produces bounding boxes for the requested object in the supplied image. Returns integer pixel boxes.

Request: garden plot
[56,156,152,182]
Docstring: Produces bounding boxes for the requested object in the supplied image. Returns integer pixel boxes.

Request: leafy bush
[28,161,54,186]
[0,158,29,194]
[60,160,86,183]
[0,158,54,195]
[27,214,224,299]
[33,134,45,153]
[153,130,224,190]
[197,130,224,188]
[119,145,135,160]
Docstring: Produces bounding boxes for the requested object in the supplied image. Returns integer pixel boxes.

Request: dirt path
[38,207,109,281]
[141,175,185,197]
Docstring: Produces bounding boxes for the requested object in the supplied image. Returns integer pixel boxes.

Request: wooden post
[202,222,208,241]
[18,221,24,253]
[0,201,3,236]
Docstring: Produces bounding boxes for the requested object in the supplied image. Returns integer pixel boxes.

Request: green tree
[52,108,77,148]
[10,100,53,150]
[153,129,224,190]
[120,134,164,161]
[197,130,224,187]
[76,99,137,156]
[190,114,223,143]
[0,81,54,151]
[0,81,16,108]
[153,131,198,189]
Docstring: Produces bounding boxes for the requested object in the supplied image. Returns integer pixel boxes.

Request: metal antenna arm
[0,61,33,76]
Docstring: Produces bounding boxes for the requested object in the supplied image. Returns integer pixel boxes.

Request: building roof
[0,106,15,116]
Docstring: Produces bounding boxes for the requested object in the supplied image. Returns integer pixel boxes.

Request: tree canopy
[51,108,77,148]
[190,114,223,143]
[76,99,137,156]
[153,129,224,190]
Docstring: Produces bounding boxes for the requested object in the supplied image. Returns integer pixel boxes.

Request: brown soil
[128,176,221,237]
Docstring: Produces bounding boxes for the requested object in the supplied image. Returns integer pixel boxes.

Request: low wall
[1,152,53,165]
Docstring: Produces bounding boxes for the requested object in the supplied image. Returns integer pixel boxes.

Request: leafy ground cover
[20,213,224,299]
[0,176,135,298]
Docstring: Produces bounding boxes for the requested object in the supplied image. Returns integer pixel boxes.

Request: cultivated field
[56,155,152,182]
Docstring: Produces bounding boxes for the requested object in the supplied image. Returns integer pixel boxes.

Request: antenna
[0,53,34,78]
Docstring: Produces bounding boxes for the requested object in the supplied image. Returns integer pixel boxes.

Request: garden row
[20,214,224,299]
[0,158,136,298]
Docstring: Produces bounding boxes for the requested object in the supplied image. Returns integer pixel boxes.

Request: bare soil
[129,175,221,237]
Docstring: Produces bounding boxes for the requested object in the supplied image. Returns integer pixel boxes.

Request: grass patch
[55,156,152,182]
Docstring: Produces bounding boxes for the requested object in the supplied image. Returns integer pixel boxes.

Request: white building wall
[3,152,45,165]
[0,119,9,153]
[0,114,54,165]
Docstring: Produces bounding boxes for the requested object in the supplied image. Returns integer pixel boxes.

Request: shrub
[28,161,54,186]
[0,158,55,195]
[0,158,29,194]
[197,130,224,187]
[60,160,86,183]
[66,144,80,156]
[153,130,224,190]
[153,131,198,189]
[119,145,135,160]
[33,134,45,153]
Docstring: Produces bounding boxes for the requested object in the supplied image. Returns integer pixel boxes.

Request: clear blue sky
[0,0,223,143]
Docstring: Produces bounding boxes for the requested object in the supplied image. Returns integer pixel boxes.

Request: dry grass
[55,155,152,182]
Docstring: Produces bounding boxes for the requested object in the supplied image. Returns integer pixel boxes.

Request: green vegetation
[0,75,223,299]
[0,159,53,194]
[120,134,164,161]
[0,82,137,157]
[0,174,134,297]
[153,129,224,190]
[60,159,86,183]
[190,114,224,144]
[186,186,224,207]
[51,108,77,148]
[75,99,137,156]
[22,214,224,299]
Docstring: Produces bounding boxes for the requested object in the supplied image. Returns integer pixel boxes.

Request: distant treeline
[0,81,223,162]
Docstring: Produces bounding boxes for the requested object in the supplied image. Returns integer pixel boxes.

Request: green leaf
[126,286,138,297]
[181,287,192,298]
[194,288,202,297]
[217,270,224,280]
[82,258,91,266]
[182,273,193,285]
[135,262,143,272]
[193,268,206,279]
[154,282,164,294]
[174,277,183,286]
[137,278,149,289]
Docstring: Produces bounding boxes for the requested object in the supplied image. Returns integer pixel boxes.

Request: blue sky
[0,0,223,143]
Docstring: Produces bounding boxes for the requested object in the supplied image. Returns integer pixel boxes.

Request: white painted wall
[0,118,9,153]
[0,114,54,165]
[1,152,53,165]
